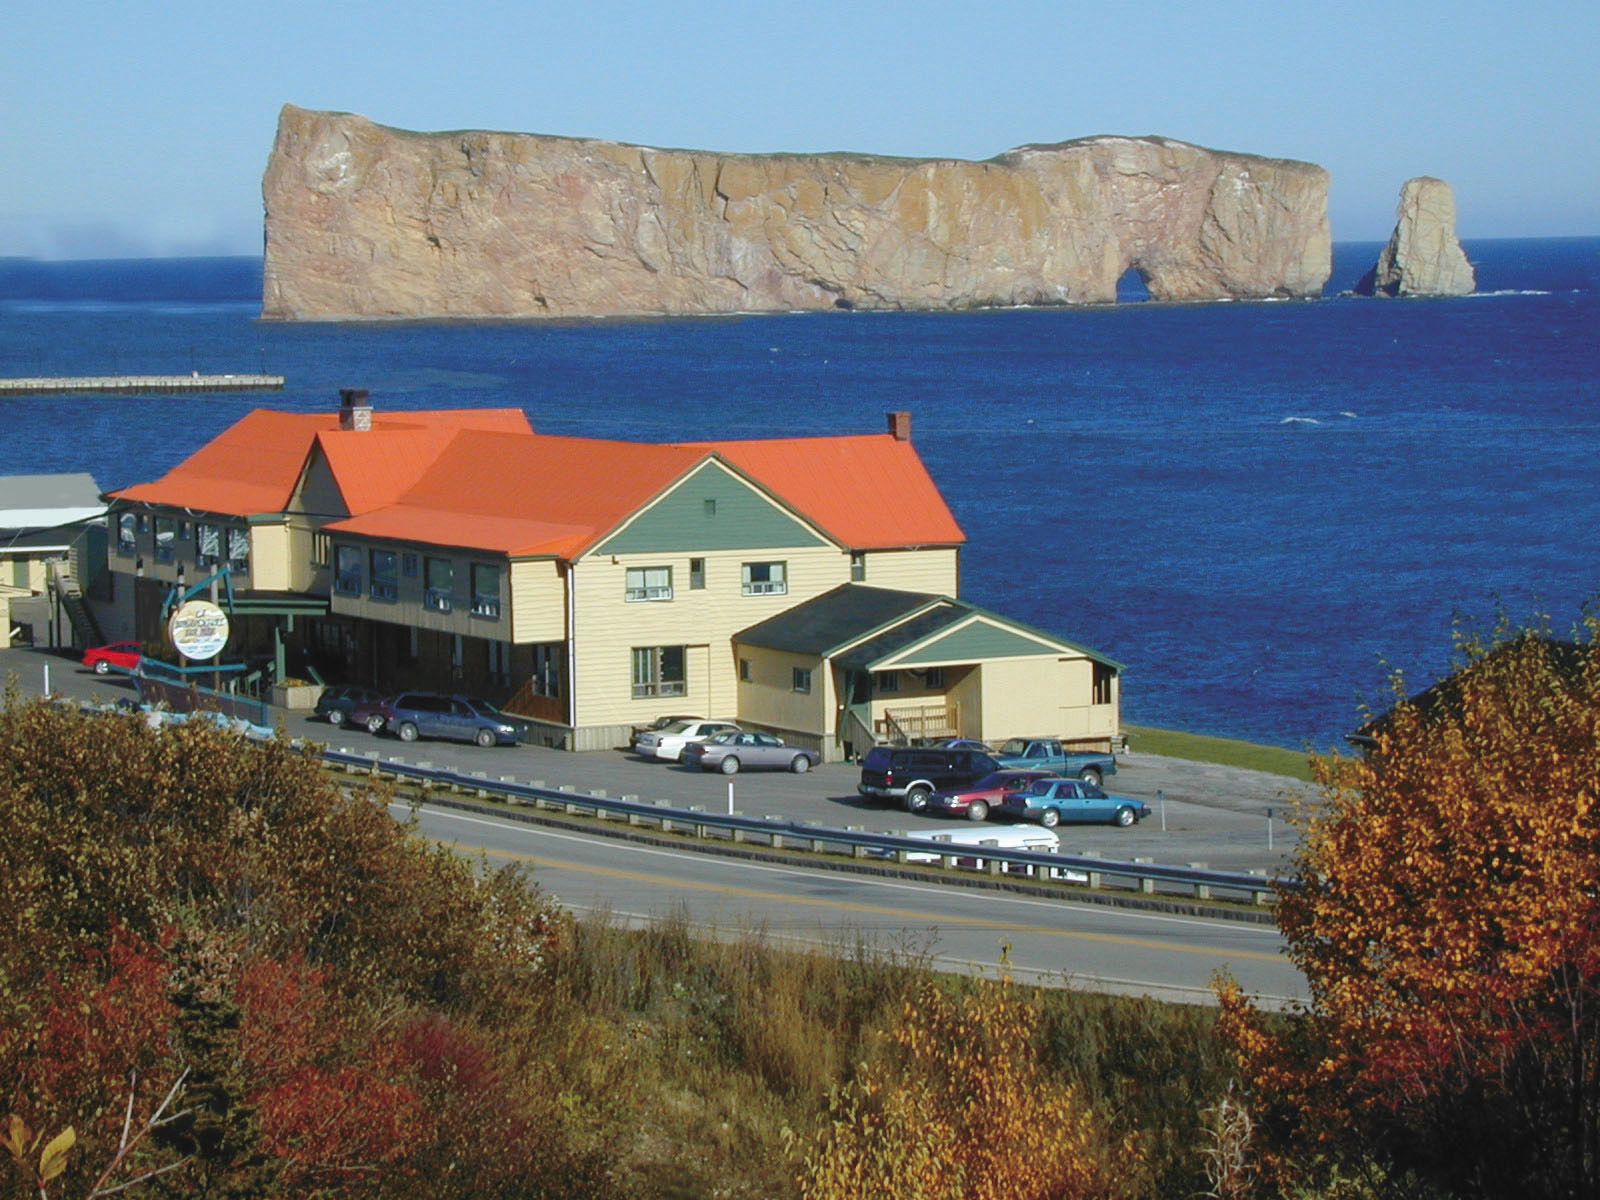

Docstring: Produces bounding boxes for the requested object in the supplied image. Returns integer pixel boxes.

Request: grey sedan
[683,730,822,775]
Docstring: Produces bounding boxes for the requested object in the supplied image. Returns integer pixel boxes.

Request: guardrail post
[470,771,489,798]
[1188,863,1211,900]
[415,762,434,790]
[890,830,910,864]
[847,826,868,859]
[558,784,578,815]
[499,776,520,802]
[622,795,643,825]
[731,816,746,844]
[689,805,707,839]
[1249,869,1271,905]
[764,814,786,849]
[1133,857,1156,894]
[655,800,675,832]
[1080,850,1103,889]
[804,820,825,853]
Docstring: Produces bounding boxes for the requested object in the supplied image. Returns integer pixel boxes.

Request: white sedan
[631,718,740,762]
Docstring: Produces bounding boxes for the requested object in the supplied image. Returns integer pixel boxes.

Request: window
[226,527,250,573]
[741,561,787,596]
[153,517,176,563]
[923,666,946,689]
[703,499,716,517]
[876,670,900,694]
[195,524,221,567]
[1093,663,1115,706]
[334,545,362,596]
[738,657,751,682]
[632,646,686,698]
[689,558,705,590]
[792,667,812,694]
[401,553,419,577]
[470,563,500,618]
[425,557,453,612]
[851,552,867,582]
[625,565,672,602]
[370,549,397,601]
[116,513,136,556]
[313,532,331,567]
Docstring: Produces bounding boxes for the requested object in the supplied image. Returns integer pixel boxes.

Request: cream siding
[967,656,1118,744]
[734,647,833,740]
[247,523,293,591]
[509,560,565,643]
[852,547,959,595]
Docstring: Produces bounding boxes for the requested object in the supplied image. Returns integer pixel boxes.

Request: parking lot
[4,645,1316,876]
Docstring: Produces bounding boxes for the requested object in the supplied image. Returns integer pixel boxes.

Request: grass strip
[1123,725,1316,782]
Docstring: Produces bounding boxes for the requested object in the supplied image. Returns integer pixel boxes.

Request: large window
[334,545,362,596]
[116,513,136,556]
[153,517,177,563]
[369,549,397,601]
[195,524,221,568]
[470,563,500,618]
[741,561,787,596]
[226,527,250,574]
[625,565,672,602]
[424,557,453,612]
[632,646,686,698]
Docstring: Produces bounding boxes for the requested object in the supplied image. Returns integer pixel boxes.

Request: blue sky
[4,0,1596,258]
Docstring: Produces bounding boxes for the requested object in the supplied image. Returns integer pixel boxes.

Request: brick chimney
[887,411,912,441]
[339,387,372,432]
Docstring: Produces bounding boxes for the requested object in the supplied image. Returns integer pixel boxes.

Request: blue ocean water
[2,240,1596,750]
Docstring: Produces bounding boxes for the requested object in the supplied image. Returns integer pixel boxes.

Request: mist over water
[3,239,1596,750]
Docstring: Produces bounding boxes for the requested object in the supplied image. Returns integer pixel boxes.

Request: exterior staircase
[49,564,103,649]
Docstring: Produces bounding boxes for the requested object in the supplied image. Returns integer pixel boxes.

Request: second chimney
[339,388,372,432]
[887,411,912,441]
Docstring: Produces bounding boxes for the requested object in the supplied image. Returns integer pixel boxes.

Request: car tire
[904,786,932,814]
[967,799,989,821]
[365,714,386,734]
[1078,767,1103,787]
[398,722,419,743]
[790,754,811,774]
[1115,806,1137,827]
[475,728,495,748]
[1040,807,1060,828]
[94,659,110,675]
[327,709,346,726]
[719,756,741,775]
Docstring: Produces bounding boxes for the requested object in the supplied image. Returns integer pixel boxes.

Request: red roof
[111,409,530,517]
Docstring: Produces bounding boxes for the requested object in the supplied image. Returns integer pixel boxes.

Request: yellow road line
[477,845,1284,964]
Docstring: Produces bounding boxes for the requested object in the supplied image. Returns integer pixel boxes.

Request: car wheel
[967,799,989,822]
[790,754,811,774]
[904,786,931,815]
[397,722,419,743]
[719,756,741,775]
[365,714,385,734]
[1040,807,1061,828]
[1115,805,1137,827]
[327,709,346,727]
[94,659,110,675]
[475,728,495,748]
[1078,767,1102,787]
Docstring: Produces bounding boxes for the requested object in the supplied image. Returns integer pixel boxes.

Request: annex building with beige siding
[103,392,1120,757]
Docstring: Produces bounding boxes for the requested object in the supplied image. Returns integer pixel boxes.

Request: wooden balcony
[877,701,961,744]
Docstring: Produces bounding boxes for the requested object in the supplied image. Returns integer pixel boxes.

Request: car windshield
[967,773,1008,790]
[999,739,1030,755]
[660,720,696,734]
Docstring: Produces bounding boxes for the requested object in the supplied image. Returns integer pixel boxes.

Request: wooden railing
[877,701,961,743]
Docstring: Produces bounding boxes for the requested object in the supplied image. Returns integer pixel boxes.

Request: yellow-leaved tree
[793,977,1144,1200]
[1218,616,1600,1199]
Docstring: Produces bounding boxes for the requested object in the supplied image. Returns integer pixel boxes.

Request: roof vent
[887,411,912,441]
[339,388,372,432]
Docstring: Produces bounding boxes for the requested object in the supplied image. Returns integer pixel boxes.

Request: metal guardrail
[321,746,1288,908]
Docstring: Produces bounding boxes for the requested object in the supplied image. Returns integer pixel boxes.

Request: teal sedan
[1000,778,1151,828]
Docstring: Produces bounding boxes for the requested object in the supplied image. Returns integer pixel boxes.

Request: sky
[3,0,1596,259]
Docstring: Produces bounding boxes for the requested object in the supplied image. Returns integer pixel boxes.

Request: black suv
[857,745,1000,814]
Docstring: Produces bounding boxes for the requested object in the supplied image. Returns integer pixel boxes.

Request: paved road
[3,644,1318,877]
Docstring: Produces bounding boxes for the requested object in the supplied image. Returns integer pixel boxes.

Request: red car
[82,641,142,675]
[927,769,1060,822]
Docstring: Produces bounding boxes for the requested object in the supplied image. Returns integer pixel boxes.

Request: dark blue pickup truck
[991,737,1118,786]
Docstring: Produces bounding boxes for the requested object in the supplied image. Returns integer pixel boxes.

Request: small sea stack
[1355,177,1476,297]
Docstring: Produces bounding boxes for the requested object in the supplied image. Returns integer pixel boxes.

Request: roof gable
[595,459,828,556]
[684,433,964,551]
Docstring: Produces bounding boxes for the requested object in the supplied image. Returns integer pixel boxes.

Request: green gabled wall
[885,618,1063,666]
[596,460,828,554]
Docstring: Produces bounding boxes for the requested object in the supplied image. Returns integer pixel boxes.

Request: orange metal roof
[685,433,965,550]
[111,408,530,518]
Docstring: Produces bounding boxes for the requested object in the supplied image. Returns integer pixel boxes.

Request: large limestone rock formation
[261,104,1332,320]
[1355,177,1475,297]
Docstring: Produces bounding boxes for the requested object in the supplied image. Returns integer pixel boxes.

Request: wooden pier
[0,373,284,396]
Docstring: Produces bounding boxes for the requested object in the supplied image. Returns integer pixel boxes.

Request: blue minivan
[374,691,526,747]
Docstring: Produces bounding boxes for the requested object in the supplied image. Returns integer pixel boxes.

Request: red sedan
[82,641,142,675]
[926,769,1060,822]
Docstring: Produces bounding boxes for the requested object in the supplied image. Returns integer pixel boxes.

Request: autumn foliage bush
[1219,618,1600,1199]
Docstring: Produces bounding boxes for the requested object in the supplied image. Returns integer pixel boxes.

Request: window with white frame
[689,558,705,590]
[153,517,177,563]
[226,527,250,573]
[632,646,686,698]
[470,563,500,618]
[195,523,221,568]
[116,512,136,556]
[741,561,787,596]
[923,666,946,689]
[850,551,867,582]
[625,565,672,602]
[875,670,900,693]
[792,666,812,694]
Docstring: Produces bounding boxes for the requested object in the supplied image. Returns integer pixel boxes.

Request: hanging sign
[168,599,230,661]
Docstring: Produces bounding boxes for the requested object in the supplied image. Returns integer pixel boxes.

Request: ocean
[2,239,1595,751]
